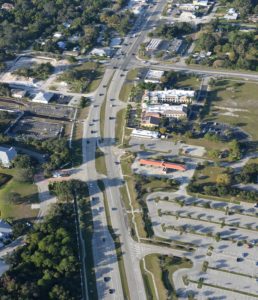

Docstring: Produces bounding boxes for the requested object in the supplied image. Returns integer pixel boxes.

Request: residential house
[0,146,17,167]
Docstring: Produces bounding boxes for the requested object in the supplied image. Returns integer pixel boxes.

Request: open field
[58,62,104,93]
[0,168,39,220]
[192,165,226,186]
[175,75,201,90]
[142,254,193,300]
[204,79,258,141]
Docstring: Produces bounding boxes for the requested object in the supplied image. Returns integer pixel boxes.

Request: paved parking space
[157,200,258,230]
[129,137,180,154]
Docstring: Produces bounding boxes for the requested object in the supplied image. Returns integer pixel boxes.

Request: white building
[32,92,54,104]
[90,48,111,57]
[144,70,164,83]
[178,4,197,11]
[110,37,122,48]
[143,89,195,104]
[193,0,208,6]
[0,146,17,167]
[53,32,62,39]
[131,129,159,139]
[146,39,162,51]
[144,103,188,119]
[224,8,238,20]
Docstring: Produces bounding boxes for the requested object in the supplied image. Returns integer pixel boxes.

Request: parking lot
[127,132,258,299]
[200,121,249,142]
[10,115,64,140]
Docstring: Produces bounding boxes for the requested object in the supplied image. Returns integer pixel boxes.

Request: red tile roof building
[139,159,186,171]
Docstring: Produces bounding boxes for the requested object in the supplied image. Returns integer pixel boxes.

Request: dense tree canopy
[0,0,130,59]
[0,203,81,300]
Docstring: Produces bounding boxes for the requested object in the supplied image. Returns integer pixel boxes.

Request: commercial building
[170,38,183,53]
[143,89,195,104]
[110,37,122,48]
[139,158,187,171]
[0,146,17,167]
[131,129,159,139]
[141,116,160,128]
[193,0,208,6]
[144,69,164,83]
[146,39,162,51]
[178,4,197,11]
[144,103,188,119]
[32,92,54,104]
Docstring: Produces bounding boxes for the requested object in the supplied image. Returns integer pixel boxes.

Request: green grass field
[58,62,104,93]
[175,75,201,90]
[95,147,107,176]
[192,165,226,186]
[0,168,39,220]
[205,79,258,141]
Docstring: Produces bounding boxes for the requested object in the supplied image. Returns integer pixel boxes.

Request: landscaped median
[141,254,193,300]
[120,152,179,240]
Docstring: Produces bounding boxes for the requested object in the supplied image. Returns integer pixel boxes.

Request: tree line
[0,203,81,300]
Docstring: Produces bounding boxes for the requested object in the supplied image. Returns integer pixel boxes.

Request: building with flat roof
[139,158,186,171]
[193,0,208,6]
[141,116,160,128]
[32,92,54,104]
[146,39,162,51]
[144,103,188,119]
[90,48,111,57]
[143,89,195,104]
[131,129,159,139]
[170,38,183,53]
[144,69,164,83]
[0,146,17,167]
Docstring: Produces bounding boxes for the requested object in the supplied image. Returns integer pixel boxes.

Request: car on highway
[104,277,111,282]
[109,289,115,294]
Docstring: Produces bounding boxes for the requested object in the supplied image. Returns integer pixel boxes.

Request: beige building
[143,89,195,104]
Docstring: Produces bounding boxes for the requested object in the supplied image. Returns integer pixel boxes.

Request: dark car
[104,277,111,282]
[99,93,103,96]
[236,257,244,262]
[109,289,115,294]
